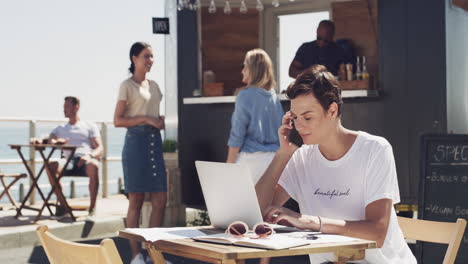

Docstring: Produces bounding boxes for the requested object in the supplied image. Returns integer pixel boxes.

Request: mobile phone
[288,120,303,147]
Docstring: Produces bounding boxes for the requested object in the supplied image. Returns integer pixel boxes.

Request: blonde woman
[226,49,283,264]
[226,48,284,183]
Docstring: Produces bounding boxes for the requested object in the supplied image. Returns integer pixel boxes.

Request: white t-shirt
[278,131,416,264]
[117,78,163,118]
[51,121,100,158]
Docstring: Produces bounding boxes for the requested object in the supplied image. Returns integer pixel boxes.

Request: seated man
[47,96,103,217]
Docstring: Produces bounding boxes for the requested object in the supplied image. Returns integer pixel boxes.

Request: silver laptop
[195,161,264,229]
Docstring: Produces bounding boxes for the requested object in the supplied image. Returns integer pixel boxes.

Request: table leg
[36,148,76,222]
[17,146,53,216]
[146,243,167,264]
[31,149,56,215]
[13,147,53,217]
[27,148,61,220]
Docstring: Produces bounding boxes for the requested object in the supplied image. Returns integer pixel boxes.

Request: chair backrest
[397,216,467,264]
[36,225,123,264]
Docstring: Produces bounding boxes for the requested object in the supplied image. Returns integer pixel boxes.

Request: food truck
[163,0,468,214]
[158,0,468,263]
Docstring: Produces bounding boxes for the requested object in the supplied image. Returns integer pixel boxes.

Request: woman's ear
[328,102,338,119]
[131,55,137,65]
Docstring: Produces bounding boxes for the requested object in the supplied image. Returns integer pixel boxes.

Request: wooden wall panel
[201,8,259,95]
[332,0,378,88]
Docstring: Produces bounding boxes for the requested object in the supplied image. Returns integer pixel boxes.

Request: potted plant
[162,139,178,168]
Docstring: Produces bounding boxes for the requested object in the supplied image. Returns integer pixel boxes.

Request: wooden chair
[36,225,123,264]
[397,216,467,264]
[0,172,26,209]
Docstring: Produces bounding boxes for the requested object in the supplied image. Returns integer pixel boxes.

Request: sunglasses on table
[226,221,275,239]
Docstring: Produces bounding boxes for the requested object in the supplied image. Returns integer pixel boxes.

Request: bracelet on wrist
[317,216,323,232]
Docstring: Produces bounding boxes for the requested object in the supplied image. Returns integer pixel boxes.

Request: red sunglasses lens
[254,224,273,237]
[229,223,247,236]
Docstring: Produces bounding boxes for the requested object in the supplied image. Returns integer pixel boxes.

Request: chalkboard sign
[419,134,468,264]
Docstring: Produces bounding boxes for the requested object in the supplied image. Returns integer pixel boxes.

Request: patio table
[120,226,377,264]
[9,144,78,222]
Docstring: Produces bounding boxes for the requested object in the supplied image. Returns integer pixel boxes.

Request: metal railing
[0,117,121,204]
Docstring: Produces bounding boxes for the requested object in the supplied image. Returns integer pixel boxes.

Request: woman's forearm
[256,150,294,212]
[311,217,388,247]
[303,200,392,247]
[226,147,240,163]
[114,115,147,128]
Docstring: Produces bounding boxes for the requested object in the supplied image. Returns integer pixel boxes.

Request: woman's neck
[132,72,146,83]
[318,123,358,161]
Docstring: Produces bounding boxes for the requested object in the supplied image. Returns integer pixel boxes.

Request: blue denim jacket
[227,87,284,153]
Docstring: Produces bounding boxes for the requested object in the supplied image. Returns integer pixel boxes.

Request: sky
[0,0,166,122]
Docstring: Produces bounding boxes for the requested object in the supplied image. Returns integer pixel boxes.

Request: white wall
[446,1,468,133]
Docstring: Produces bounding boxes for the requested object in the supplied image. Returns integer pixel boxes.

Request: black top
[293,41,344,75]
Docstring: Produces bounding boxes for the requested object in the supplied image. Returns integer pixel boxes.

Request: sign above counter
[183,89,379,105]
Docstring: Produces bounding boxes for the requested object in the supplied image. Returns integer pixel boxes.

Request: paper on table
[284,232,360,244]
[124,227,360,246]
[123,227,220,242]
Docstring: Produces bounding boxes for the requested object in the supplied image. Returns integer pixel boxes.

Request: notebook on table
[193,233,309,250]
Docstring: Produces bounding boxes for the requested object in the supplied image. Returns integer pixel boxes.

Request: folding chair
[0,172,26,209]
[36,225,123,264]
[398,216,467,264]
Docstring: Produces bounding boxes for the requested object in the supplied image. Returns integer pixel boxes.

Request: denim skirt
[122,125,167,193]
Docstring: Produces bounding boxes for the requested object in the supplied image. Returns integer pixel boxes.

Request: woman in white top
[114,42,167,264]
[255,65,416,263]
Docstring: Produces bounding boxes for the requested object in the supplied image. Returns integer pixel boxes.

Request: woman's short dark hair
[64,96,80,106]
[286,65,343,116]
[129,42,151,74]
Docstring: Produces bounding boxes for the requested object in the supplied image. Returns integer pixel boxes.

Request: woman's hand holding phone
[278,112,299,155]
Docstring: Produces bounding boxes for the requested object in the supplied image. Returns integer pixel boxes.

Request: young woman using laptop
[255,65,416,263]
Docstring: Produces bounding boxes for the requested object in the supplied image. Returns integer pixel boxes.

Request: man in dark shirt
[289,20,343,78]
